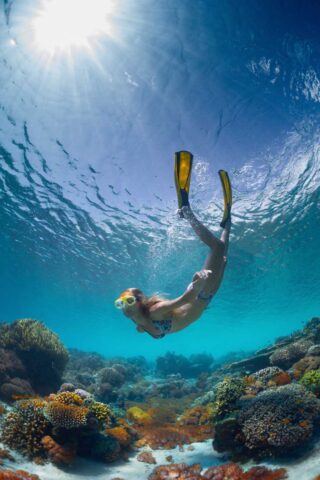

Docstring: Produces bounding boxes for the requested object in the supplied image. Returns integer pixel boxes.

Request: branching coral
[1,399,50,458]
[88,401,114,427]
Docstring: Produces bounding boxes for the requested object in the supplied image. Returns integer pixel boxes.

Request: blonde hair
[119,288,167,318]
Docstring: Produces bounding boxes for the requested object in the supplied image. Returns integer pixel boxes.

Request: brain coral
[238,384,320,457]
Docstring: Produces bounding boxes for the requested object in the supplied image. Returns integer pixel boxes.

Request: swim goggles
[114,295,137,309]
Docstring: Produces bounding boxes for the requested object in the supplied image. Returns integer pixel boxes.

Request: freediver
[114,151,232,339]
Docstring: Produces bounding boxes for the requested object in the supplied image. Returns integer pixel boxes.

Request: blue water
[0,0,319,360]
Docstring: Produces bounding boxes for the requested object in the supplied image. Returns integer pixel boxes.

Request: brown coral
[136,425,191,449]
[292,356,320,379]
[149,462,287,480]
[41,435,76,466]
[178,405,213,426]
[106,426,132,447]
[203,463,287,479]
[137,451,157,464]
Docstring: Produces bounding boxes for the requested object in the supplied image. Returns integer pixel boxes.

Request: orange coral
[0,471,40,480]
[106,426,131,447]
[273,372,291,386]
[41,436,76,466]
[0,405,7,415]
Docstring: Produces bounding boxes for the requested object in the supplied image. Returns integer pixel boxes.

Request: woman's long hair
[119,288,166,318]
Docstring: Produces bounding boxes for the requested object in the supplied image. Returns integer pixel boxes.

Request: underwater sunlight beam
[32,0,117,53]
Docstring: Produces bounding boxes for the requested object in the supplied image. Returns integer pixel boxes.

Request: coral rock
[127,406,153,426]
[136,425,191,449]
[0,378,35,402]
[137,451,157,464]
[41,435,76,466]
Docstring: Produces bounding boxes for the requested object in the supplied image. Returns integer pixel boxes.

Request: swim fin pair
[174,150,232,228]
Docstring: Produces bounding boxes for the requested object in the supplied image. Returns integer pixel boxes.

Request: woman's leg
[181,206,231,296]
[181,206,224,251]
[202,218,231,294]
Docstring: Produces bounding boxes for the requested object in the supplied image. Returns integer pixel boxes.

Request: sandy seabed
[1,439,320,480]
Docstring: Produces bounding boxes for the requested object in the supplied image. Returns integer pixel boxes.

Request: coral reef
[1,399,50,458]
[1,389,130,466]
[41,435,76,466]
[155,352,213,378]
[148,462,287,480]
[0,320,68,396]
[237,384,320,457]
[292,356,320,379]
[270,340,313,369]
[44,400,89,429]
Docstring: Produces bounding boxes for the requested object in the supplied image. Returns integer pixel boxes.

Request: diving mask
[114,295,137,309]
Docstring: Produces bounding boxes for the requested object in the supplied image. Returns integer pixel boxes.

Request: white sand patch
[0,440,224,480]
[1,440,320,480]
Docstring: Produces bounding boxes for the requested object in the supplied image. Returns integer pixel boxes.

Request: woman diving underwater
[114,151,232,339]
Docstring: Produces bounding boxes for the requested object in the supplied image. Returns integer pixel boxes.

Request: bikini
[139,318,173,339]
[141,288,214,340]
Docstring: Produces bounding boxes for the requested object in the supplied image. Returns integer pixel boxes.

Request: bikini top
[140,318,173,339]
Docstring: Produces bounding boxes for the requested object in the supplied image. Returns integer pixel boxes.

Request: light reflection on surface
[32,0,117,53]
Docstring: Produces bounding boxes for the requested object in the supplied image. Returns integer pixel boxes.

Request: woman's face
[122,297,142,319]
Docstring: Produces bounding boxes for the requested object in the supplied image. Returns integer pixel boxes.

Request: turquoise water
[0,0,319,359]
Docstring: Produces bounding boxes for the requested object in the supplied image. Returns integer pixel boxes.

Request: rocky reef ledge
[0,316,320,480]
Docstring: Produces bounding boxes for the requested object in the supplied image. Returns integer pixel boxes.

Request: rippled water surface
[0,0,319,358]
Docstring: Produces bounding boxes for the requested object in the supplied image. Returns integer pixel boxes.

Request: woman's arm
[150,270,212,317]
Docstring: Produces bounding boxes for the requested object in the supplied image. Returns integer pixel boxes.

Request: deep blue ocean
[0,0,319,360]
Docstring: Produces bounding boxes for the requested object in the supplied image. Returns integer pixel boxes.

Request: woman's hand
[189,269,213,294]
